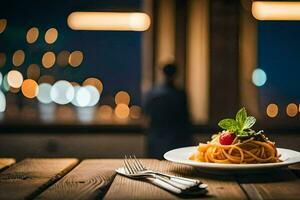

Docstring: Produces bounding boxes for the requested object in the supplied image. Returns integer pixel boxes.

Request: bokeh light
[7,70,23,88]
[115,103,130,119]
[76,87,91,107]
[252,68,267,87]
[45,28,58,44]
[0,19,7,34]
[83,77,103,93]
[71,86,80,107]
[26,27,39,44]
[0,53,6,68]
[286,103,298,117]
[38,75,55,84]
[115,91,130,105]
[0,72,2,86]
[69,51,83,67]
[42,51,56,68]
[70,82,80,87]
[266,103,278,118]
[130,105,142,119]
[85,85,100,106]
[0,91,6,112]
[2,75,10,92]
[21,79,38,99]
[12,50,25,67]
[50,80,74,105]
[71,86,100,107]
[9,87,20,93]
[57,50,70,67]
[27,64,40,80]
[98,105,113,120]
[37,83,52,104]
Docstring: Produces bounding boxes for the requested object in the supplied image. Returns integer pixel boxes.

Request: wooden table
[0,158,299,200]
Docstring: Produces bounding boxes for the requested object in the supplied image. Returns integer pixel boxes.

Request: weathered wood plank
[104,159,176,200]
[0,158,78,200]
[238,169,300,200]
[36,159,122,200]
[104,159,247,200]
[0,158,15,171]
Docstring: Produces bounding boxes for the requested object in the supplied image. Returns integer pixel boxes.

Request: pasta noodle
[189,134,280,164]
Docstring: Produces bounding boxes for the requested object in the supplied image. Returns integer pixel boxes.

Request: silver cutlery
[115,155,208,195]
[128,155,207,189]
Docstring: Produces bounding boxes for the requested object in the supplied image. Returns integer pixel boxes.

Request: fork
[129,155,205,188]
[123,155,203,191]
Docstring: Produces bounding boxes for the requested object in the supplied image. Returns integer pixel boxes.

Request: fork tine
[124,155,134,174]
[129,156,140,172]
[123,160,130,174]
[130,155,142,171]
[134,155,146,170]
[133,155,144,170]
[128,156,139,173]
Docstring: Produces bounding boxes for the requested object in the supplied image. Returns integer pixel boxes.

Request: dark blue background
[258,21,300,108]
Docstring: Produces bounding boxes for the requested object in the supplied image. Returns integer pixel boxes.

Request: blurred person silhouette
[143,63,193,159]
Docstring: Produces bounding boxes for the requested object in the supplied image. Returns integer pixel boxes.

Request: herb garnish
[218,107,263,138]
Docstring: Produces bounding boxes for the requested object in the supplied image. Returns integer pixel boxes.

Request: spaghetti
[189,133,280,164]
[189,107,281,164]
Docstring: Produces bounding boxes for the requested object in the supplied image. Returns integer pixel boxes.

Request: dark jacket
[143,82,193,158]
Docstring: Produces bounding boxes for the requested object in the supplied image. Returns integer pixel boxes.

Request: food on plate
[189,108,281,164]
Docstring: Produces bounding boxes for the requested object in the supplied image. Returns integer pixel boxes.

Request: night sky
[258,21,300,108]
[0,0,143,105]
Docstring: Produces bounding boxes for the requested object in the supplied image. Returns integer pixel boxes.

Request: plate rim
[164,146,300,170]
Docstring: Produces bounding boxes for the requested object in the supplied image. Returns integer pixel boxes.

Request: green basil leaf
[244,116,256,129]
[236,107,247,129]
[218,119,238,131]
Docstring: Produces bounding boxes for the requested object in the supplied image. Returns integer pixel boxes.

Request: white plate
[164,146,300,172]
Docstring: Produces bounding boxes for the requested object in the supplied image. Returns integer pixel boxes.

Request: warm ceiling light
[252,1,300,20]
[67,12,151,31]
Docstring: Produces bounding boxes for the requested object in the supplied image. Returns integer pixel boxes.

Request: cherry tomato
[219,131,235,145]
